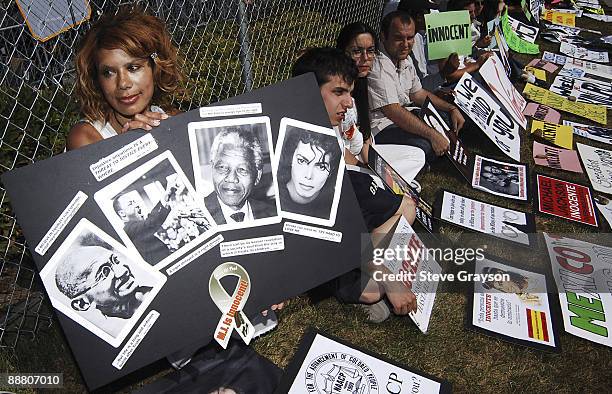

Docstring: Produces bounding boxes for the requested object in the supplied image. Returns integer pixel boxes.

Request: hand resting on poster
[66,7,182,151]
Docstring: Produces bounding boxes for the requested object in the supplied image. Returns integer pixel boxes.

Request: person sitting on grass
[292,47,418,323]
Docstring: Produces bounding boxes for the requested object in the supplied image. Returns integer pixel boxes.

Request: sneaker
[359,299,390,323]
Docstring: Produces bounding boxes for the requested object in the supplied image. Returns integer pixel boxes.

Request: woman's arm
[66,122,103,150]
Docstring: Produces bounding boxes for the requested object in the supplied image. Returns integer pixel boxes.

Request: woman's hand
[122,110,169,132]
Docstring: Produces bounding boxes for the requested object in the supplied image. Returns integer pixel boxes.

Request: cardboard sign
[544,234,612,348]
[277,330,452,393]
[527,59,559,73]
[576,143,612,195]
[454,73,521,161]
[471,155,528,200]
[560,42,609,63]
[530,120,574,150]
[525,67,547,81]
[501,11,540,54]
[435,190,537,247]
[543,51,612,76]
[558,65,612,84]
[425,10,472,60]
[16,0,91,42]
[565,120,612,145]
[536,174,598,226]
[572,79,612,108]
[508,15,539,43]
[533,141,584,173]
[523,103,561,123]
[523,83,607,125]
[467,257,559,351]
[543,10,576,26]
[368,146,437,234]
[479,53,528,129]
[419,98,473,181]
[381,217,442,333]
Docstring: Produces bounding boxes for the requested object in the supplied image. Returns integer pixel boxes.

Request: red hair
[74,7,182,121]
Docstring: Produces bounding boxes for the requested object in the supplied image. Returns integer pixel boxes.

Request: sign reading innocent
[425,10,472,60]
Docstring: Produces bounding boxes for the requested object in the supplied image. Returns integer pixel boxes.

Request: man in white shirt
[368,10,465,163]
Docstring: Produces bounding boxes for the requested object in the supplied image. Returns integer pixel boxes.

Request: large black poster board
[1,74,369,390]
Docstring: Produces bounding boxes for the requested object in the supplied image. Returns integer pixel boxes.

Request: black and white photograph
[188,116,280,231]
[274,117,345,227]
[94,151,216,270]
[565,120,612,145]
[471,155,528,200]
[39,219,166,348]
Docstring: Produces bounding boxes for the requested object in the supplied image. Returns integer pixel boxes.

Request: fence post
[237,0,254,91]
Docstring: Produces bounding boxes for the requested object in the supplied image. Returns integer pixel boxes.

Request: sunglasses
[72,253,119,299]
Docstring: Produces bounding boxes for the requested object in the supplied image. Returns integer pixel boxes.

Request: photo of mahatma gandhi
[95,151,216,270]
[472,156,527,200]
[40,219,166,347]
[188,116,280,231]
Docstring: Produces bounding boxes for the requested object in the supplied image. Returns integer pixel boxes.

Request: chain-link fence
[0,0,385,350]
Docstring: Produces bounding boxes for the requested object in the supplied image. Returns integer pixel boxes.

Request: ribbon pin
[209,262,254,349]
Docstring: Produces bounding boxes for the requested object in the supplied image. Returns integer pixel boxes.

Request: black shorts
[348,171,402,232]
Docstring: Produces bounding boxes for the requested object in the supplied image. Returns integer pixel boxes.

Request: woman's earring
[150,52,159,64]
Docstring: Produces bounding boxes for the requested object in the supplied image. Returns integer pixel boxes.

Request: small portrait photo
[188,116,280,231]
[274,118,345,227]
[472,156,527,200]
[39,219,166,348]
[94,151,216,270]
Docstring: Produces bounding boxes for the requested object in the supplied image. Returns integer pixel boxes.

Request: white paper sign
[577,143,612,194]
[508,15,539,43]
[35,191,87,255]
[219,235,285,257]
[544,234,612,348]
[560,42,609,63]
[565,120,612,145]
[479,53,528,130]
[473,258,556,347]
[89,134,158,182]
[454,73,521,161]
[199,103,262,118]
[381,216,441,333]
[287,333,444,393]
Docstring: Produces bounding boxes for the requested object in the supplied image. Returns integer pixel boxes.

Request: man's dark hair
[447,0,476,11]
[398,0,439,16]
[381,10,414,39]
[335,22,378,53]
[291,47,358,87]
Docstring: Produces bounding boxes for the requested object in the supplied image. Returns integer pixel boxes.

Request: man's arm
[410,89,466,133]
[381,104,450,156]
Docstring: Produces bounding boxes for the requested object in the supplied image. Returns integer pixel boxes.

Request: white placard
[287,333,444,393]
[199,103,262,118]
[35,191,87,255]
[479,53,528,130]
[282,221,342,243]
[473,258,556,347]
[544,234,612,348]
[471,155,528,200]
[454,72,521,161]
[560,42,609,63]
[89,134,158,182]
[565,120,612,145]
[112,310,160,369]
[380,216,441,333]
[576,143,612,194]
[439,191,532,245]
[572,79,612,108]
[508,15,539,43]
[219,235,285,257]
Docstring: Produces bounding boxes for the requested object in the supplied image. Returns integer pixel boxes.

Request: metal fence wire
[0,0,385,349]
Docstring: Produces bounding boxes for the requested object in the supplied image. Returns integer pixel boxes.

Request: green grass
[2,9,612,394]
